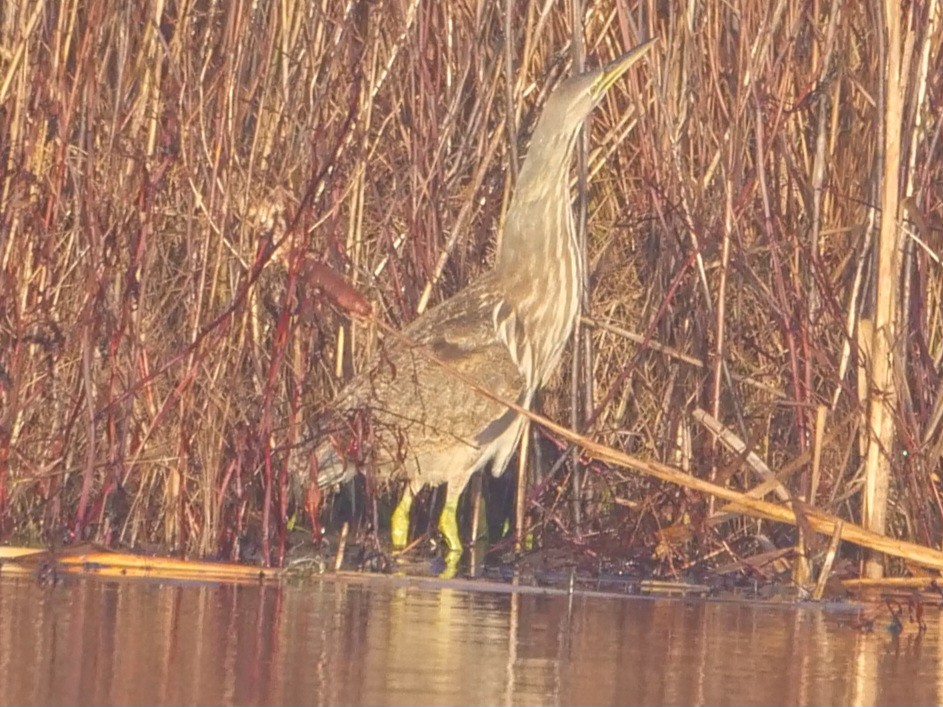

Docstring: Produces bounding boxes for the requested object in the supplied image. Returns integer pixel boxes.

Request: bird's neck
[493,136,585,385]
[496,180,576,283]
[495,127,575,278]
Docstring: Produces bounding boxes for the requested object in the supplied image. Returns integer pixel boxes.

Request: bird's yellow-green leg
[390,486,414,550]
[437,489,463,579]
[438,494,463,555]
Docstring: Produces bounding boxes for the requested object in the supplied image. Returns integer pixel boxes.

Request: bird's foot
[390,488,414,550]
[435,549,462,579]
[432,497,466,579]
[438,497,463,556]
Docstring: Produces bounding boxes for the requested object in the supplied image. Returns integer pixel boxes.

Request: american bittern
[298,40,654,561]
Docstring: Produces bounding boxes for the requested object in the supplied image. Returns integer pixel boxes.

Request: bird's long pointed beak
[594,37,657,96]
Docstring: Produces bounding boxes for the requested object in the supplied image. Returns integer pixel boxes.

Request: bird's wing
[333,280,525,459]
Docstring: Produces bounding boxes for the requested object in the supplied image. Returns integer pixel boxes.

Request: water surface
[0,573,935,705]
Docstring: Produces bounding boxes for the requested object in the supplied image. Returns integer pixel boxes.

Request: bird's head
[540,38,657,138]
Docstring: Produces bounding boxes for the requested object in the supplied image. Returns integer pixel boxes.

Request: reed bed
[1,0,941,579]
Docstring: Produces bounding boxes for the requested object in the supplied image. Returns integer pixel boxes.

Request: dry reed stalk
[569,0,590,534]
[515,419,531,553]
[862,0,906,579]
[810,404,827,503]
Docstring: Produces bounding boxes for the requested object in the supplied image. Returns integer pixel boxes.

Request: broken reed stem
[3,545,276,582]
[334,521,349,571]
[691,408,790,502]
[793,530,811,590]
[812,519,844,600]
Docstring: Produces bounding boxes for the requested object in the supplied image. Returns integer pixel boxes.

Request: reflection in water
[0,573,937,705]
